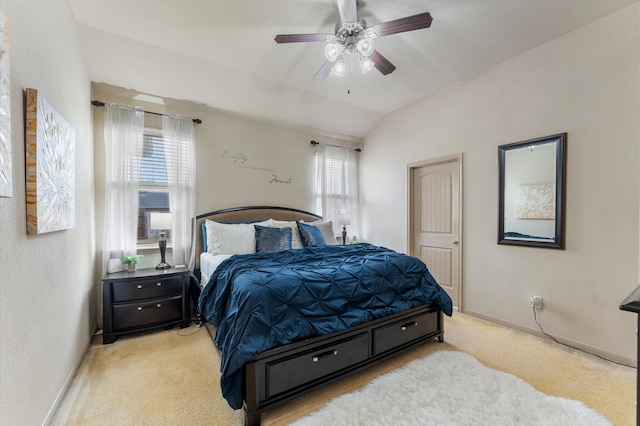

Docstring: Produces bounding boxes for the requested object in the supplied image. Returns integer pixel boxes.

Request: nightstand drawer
[372,309,438,356]
[112,295,182,330]
[112,276,182,302]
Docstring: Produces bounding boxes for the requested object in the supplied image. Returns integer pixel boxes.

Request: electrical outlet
[530,295,543,310]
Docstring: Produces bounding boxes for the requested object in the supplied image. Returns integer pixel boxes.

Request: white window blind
[316,156,352,197]
[137,131,170,243]
[140,133,167,186]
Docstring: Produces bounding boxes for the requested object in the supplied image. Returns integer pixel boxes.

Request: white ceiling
[67,0,637,140]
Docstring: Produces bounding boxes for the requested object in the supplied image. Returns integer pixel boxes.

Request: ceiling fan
[274,0,433,80]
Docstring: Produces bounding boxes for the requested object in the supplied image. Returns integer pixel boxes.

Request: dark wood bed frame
[194,206,445,425]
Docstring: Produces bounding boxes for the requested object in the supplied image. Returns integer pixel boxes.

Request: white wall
[360,5,640,363]
[0,0,94,424]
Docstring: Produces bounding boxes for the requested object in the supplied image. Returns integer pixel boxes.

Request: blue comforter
[198,243,453,409]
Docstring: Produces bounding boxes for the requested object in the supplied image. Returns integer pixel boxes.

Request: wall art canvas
[0,11,11,197]
[516,183,555,219]
[25,88,76,234]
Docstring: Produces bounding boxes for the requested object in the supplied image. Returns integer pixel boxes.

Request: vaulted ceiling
[67,0,637,139]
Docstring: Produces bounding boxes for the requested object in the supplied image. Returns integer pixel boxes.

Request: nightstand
[102,266,190,344]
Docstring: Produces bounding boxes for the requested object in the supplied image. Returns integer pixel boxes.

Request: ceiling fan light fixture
[359,56,374,74]
[275,1,431,80]
[331,58,347,76]
[356,38,375,57]
[325,42,344,62]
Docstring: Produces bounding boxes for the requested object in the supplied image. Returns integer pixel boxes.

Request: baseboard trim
[462,309,636,368]
[42,324,98,425]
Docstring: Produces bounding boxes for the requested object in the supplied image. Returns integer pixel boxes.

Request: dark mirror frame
[498,133,566,249]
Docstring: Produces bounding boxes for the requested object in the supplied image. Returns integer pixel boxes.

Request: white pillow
[311,220,340,245]
[205,220,269,255]
[266,219,304,249]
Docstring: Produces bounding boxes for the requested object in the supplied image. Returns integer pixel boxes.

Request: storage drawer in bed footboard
[372,309,439,356]
[266,332,369,398]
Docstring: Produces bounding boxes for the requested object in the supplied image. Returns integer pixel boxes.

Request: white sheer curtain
[102,103,145,275]
[314,144,361,241]
[162,114,196,270]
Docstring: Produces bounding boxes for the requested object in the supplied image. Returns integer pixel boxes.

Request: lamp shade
[150,212,172,230]
[337,212,352,226]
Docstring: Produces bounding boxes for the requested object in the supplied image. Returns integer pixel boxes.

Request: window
[314,156,352,208]
[313,144,360,239]
[137,130,171,244]
[103,103,196,271]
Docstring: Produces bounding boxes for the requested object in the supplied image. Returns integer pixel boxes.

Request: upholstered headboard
[194,206,322,270]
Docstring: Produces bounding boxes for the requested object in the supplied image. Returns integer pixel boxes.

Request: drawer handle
[401,321,418,331]
[137,283,162,289]
[312,349,338,363]
[137,303,162,311]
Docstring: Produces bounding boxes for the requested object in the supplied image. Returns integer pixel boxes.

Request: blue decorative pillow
[297,221,327,247]
[202,221,208,252]
[254,225,292,253]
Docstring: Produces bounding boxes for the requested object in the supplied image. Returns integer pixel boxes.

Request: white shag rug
[290,350,612,426]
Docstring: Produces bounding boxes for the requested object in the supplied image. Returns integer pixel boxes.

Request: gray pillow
[311,220,339,245]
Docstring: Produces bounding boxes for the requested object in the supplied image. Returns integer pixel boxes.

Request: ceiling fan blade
[370,50,396,75]
[314,60,335,80]
[337,0,357,23]
[275,33,332,44]
[371,12,433,37]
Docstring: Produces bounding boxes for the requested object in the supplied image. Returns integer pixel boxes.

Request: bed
[194,206,453,425]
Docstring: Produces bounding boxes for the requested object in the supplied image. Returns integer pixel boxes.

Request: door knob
[453,240,459,245]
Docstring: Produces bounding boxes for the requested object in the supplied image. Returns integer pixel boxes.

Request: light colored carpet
[291,351,611,425]
[50,313,635,426]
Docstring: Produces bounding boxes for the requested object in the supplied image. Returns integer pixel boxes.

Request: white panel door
[411,158,461,308]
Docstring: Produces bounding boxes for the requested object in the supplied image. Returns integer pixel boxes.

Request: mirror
[498,133,566,249]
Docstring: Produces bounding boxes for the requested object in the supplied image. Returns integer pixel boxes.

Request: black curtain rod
[91,100,202,125]
[310,140,361,152]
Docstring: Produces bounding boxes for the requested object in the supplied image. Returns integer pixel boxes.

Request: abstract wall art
[25,88,76,234]
[516,183,555,220]
[0,11,11,198]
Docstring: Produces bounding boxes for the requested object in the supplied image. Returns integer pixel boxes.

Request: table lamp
[150,212,172,270]
[337,212,351,244]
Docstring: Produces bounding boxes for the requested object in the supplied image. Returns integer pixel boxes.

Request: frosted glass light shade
[356,38,375,57]
[360,56,374,73]
[325,43,344,61]
[332,58,346,76]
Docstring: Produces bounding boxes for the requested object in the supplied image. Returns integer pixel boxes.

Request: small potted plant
[122,254,143,272]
